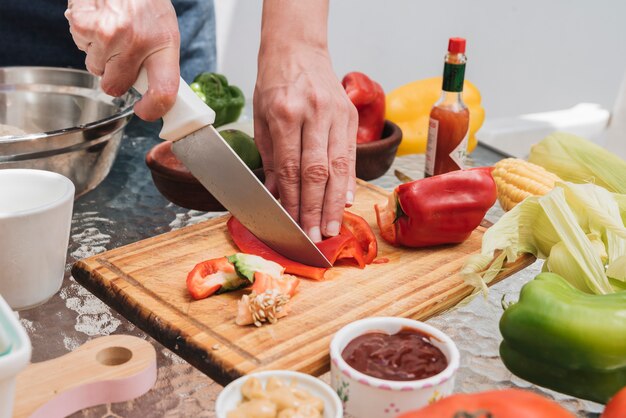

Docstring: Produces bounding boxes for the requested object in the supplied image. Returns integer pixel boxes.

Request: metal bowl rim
[0,66,139,144]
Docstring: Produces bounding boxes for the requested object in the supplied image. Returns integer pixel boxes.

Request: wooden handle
[13,335,157,418]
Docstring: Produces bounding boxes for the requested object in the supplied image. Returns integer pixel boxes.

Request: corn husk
[462,181,626,295]
[607,255,626,281]
[528,132,626,194]
[539,188,613,294]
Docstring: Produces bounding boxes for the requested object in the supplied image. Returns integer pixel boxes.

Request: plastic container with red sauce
[424,37,470,177]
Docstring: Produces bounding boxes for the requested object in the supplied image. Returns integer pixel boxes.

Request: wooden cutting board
[72,181,533,386]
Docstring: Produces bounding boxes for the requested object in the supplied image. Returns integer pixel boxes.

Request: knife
[132,70,331,268]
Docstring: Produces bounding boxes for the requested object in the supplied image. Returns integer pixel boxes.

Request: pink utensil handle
[12,335,157,418]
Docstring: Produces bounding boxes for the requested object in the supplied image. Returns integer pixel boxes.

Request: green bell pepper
[499,272,626,404]
[190,72,245,128]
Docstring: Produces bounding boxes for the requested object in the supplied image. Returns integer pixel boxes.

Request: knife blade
[133,70,331,268]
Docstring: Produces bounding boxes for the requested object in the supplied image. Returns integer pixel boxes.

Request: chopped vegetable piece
[251,271,299,297]
[235,272,299,327]
[186,257,244,300]
[227,217,328,280]
[227,211,378,279]
[317,225,365,268]
[375,167,497,247]
[227,253,284,282]
[529,132,626,194]
[342,211,378,264]
[500,273,626,404]
[397,388,574,418]
[236,290,291,327]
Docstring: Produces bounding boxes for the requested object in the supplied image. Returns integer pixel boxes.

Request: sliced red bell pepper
[227,211,378,279]
[317,225,365,268]
[186,257,241,300]
[342,211,378,264]
[227,216,328,280]
[251,271,300,297]
[235,272,298,327]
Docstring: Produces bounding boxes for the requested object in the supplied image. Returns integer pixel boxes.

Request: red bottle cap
[448,37,466,54]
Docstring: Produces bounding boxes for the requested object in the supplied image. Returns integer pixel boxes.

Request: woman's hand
[65,0,180,121]
[254,1,357,243]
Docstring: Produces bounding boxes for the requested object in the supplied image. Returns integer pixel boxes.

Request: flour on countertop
[71,226,111,259]
[169,209,219,230]
[19,318,36,333]
[62,334,81,351]
[61,282,121,336]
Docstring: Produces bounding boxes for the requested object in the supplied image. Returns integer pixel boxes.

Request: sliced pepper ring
[342,211,378,263]
[186,257,239,300]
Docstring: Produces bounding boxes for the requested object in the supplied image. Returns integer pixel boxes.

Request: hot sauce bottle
[424,37,470,177]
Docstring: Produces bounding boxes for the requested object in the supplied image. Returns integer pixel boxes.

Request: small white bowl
[330,317,460,418]
[215,370,343,418]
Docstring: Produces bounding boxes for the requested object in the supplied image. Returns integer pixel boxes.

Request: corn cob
[492,158,562,211]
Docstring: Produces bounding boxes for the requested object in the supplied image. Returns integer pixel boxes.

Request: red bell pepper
[375,167,497,247]
[251,271,299,297]
[397,389,575,418]
[236,271,299,327]
[342,211,378,264]
[317,225,366,268]
[186,257,240,300]
[227,211,378,279]
[342,72,385,144]
[227,216,328,280]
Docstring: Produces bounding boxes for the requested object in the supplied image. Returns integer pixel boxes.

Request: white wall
[214,0,626,118]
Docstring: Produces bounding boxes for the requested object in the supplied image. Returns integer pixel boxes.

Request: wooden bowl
[356,120,403,181]
[145,141,265,212]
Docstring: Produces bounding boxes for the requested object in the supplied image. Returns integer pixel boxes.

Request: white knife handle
[132,68,216,141]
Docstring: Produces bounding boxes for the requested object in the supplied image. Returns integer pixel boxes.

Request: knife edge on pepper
[228,211,378,280]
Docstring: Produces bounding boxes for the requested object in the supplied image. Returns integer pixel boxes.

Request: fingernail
[308,226,322,243]
[326,221,341,237]
[346,191,354,207]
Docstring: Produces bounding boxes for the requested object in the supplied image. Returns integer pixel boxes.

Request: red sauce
[428,106,470,176]
[372,257,390,264]
[341,327,447,381]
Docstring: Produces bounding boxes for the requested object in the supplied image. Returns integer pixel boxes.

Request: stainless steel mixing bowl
[0,67,140,197]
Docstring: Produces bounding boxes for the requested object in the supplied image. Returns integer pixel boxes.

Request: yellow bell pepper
[386,77,485,155]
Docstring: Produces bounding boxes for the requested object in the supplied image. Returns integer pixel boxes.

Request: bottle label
[424,118,439,177]
[442,63,465,92]
[449,128,469,170]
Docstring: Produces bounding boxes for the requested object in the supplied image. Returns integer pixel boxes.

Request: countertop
[17,120,603,417]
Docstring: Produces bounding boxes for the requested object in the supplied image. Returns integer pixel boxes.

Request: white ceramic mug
[0,169,74,310]
[330,317,460,418]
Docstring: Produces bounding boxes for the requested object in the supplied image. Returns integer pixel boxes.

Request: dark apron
[0,0,217,83]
